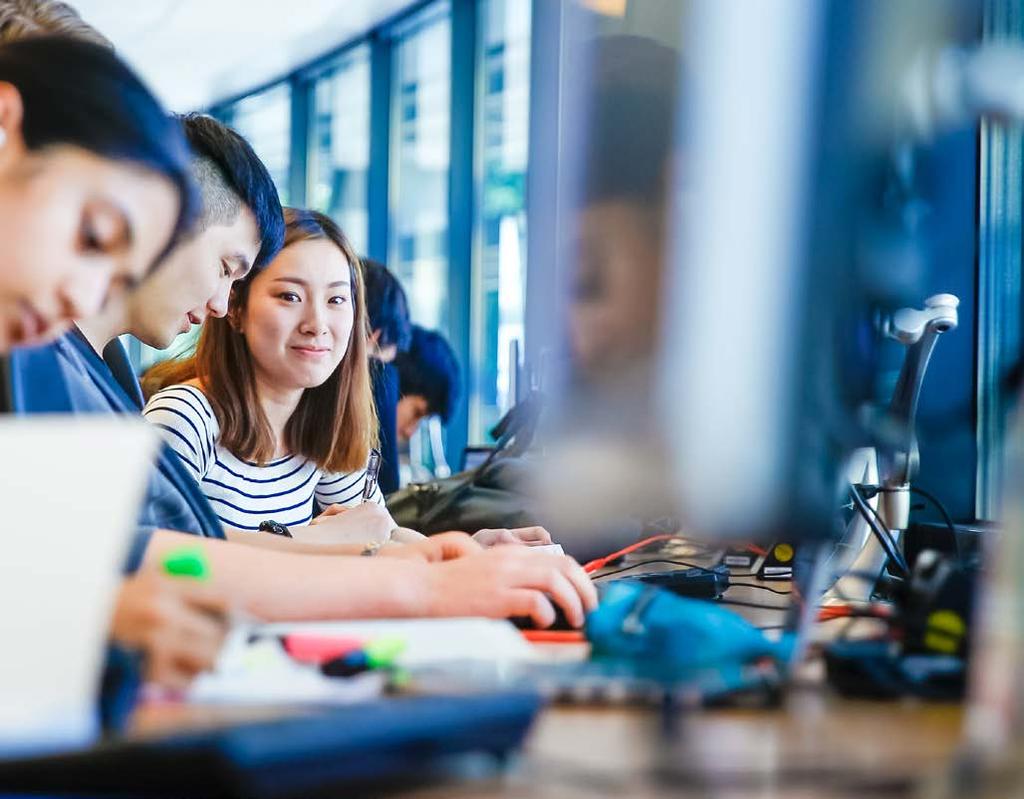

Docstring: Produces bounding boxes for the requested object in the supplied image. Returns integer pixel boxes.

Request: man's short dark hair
[362,259,412,352]
[396,326,461,423]
[178,113,285,269]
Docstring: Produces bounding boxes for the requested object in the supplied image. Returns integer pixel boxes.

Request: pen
[361,448,381,502]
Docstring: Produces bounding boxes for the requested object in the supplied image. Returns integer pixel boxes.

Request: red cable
[817,604,893,622]
[582,534,678,573]
[521,630,586,644]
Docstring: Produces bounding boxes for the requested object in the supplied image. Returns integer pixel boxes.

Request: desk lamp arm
[876,293,959,530]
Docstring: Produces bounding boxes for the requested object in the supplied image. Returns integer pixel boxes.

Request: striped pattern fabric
[144,384,383,531]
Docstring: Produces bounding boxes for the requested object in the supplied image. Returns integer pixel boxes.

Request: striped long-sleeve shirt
[143,383,384,532]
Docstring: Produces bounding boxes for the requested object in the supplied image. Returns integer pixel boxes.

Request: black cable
[717,598,789,611]
[871,484,961,563]
[593,559,757,581]
[728,582,792,596]
[909,485,961,561]
[850,484,910,577]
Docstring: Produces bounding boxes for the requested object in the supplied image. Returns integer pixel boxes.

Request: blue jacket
[9,329,224,570]
[372,361,401,496]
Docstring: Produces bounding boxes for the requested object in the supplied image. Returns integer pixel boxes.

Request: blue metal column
[368,33,393,264]
[445,0,477,466]
[523,0,563,389]
[977,0,1024,518]
[287,75,310,208]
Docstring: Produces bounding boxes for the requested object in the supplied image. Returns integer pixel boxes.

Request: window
[227,83,292,206]
[389,4,452,332]
[469,0,531,442]
[308,46,372,254]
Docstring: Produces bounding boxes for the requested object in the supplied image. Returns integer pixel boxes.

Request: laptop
[0,416,157,755]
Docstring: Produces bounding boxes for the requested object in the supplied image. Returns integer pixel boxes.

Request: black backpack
[388,393,544,534]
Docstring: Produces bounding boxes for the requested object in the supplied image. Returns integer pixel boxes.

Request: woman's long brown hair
[143,207,378,472]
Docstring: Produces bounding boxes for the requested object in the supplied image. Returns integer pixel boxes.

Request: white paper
[530,544,565,556]
[0,417,157,754]
[188,632,386,705]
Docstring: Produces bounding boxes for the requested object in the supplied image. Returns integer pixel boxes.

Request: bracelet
[361,540,384,557]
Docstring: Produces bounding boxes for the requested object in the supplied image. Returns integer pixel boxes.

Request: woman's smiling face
[238,237,355,392]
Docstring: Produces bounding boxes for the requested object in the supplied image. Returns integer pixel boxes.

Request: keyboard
[0,692,542,798]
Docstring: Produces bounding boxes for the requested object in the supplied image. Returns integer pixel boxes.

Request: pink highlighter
[282,633,365,664]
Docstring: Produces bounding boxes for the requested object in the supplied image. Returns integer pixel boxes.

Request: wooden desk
[398,693,963,798]
[391,546,961,798]
[130,545,965,798]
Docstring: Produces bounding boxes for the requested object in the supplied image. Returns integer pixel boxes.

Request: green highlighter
[162,546,211,581]
[364,635,406,669]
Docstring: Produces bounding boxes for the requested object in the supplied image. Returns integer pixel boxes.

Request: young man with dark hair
[362,258,412,494]
[395,325,461,442]
[14,112,285,555]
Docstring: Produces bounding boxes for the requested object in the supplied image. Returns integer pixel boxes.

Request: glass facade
[227,82,292,206]
[308,46,371,254]
[167,0,534,465]
[388,4,452,332]
[469,0,531,442]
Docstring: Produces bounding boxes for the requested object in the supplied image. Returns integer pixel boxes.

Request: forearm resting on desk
[143,529,433,621]
[223,527,378,555]
[141,530,597,628]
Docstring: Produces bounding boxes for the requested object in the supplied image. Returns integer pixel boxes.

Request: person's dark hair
[361,258,412,353]
[178,113,285,270]
[581,35,681,207]
[0,36,198,250]
[396,326,461,423]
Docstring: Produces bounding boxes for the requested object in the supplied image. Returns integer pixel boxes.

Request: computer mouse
[509,600,578,631]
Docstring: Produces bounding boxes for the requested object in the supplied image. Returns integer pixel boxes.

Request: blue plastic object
[587,582,795,672]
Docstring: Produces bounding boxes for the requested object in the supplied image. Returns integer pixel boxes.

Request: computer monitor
[529,0,976,560]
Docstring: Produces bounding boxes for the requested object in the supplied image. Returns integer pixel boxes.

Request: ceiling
[72,0,418,111]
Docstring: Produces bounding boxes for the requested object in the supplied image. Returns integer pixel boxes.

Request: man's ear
[0,82,28,165]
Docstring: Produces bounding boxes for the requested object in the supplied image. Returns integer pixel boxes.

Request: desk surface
[400,694,963,798]
[130,543,966,798]
[131,691,963,798]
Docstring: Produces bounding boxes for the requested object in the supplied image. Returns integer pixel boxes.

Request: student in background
[566,36,679,384]
[395,325,461,443]
[0,33,226,689]
[392,326,551,548]
[362,259,412,496]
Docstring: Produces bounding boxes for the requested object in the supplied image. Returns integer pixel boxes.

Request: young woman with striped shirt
[137,210,595,629]
[142,208,548,550]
